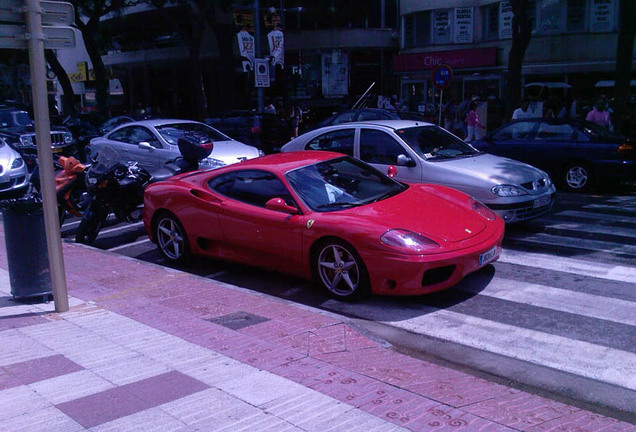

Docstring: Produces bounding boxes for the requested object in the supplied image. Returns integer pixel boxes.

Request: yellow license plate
[52,148,63,153]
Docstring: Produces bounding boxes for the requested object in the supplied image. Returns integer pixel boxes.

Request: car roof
[315,119,436,132]
[210,151,343,175]
[112,119,201,128]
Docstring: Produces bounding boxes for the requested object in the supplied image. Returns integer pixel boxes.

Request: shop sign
[433,9,452,44]
[590,0,615,32]
[322,50,348,97]
[499,1,513,39]
[393,47,497,72]
[453,7,473,44]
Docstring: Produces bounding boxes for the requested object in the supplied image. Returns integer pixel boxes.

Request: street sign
[255,58,270,88]
[0,0,74,25]
[0,24,75,49]
[431,64,453,89]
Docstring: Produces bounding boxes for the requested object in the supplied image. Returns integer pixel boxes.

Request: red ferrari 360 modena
[142,151,504,301]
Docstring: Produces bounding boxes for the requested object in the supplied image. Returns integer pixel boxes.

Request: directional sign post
[0,0,76,313]
[431,64,453,126]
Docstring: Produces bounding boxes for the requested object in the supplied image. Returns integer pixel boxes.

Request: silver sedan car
[0,137,29,197]
[88,119,263,172]
[281,120,556,223]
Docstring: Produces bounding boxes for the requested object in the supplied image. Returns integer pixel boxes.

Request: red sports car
[143,151,504,301]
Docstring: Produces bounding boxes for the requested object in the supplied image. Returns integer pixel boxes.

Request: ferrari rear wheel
[314,239,370,301]
[154,212,190,263]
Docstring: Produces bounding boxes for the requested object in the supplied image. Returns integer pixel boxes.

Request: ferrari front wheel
[314,239,370,302]
[154,212,190,263]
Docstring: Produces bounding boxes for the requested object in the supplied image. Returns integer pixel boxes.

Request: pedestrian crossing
[322,192,636,414]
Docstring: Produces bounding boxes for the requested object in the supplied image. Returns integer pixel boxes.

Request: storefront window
[567,0,586,31]
[403,11,430,48]
[482,4,499,40]
[540,0,564,33]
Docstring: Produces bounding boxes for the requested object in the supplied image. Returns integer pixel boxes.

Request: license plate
[479,246,497,266]
[533,196,551,209]
[52,147,63,153]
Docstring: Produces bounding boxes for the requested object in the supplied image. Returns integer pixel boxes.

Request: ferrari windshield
[156,122,228,145]
[286,156,406,212]
[396,125,480,160]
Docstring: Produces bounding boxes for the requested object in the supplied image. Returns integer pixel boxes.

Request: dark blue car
[472,119,635,192]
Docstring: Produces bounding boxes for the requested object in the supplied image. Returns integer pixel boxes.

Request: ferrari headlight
[468,198,497,221]
[11,158,24,169]
[381,229,440,253]
[199,157,226,169]
[19,135,34,147]
[63,131,74,143]
[492,184,528,197]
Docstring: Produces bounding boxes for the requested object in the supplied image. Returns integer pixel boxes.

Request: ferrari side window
[210,170,295,208]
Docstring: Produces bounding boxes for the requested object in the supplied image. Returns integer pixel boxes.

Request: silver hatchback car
[88,119,262,172]
[0,137,29,197]
[281,120,556,223]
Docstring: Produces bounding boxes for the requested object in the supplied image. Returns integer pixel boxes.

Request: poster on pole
[267,25,284,68]
[590,0,615,32]
[499,1,513,39]
[453,8,473,44]
[321,50,348,97]
[236,29,255,72]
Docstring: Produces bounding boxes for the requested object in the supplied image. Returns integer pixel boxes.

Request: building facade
[395,0,635,126]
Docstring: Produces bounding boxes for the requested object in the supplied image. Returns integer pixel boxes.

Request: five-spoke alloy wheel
[155,213,190,263]
[564,162,592,192]
[314,239,370,301]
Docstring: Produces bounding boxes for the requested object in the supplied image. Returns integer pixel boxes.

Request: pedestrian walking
[464,100,485,142]
[586,99,613,131]
[289,101,303,138]
[443,97,457,132]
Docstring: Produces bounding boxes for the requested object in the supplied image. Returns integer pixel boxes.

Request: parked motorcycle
[75,133,213,245]
[55,155,90,224]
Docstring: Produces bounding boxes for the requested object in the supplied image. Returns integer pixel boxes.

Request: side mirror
[265,197,298,214]
[387,165,398,178]
[396,154,416,167]
[138,142,154,151]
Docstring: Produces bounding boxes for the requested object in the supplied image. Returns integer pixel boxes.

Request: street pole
[254,0,264,111]
[25,0,69,313]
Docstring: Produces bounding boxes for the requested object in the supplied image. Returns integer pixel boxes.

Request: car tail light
[251,126,261,135]
[617,142,634,157]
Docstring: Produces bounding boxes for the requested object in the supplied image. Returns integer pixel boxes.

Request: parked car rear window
[156,123,228,145]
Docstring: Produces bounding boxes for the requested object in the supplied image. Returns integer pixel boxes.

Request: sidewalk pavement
[0,237,634,431]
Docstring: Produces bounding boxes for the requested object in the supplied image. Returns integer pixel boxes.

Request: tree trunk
[78,21,110,121]
[504,0,532,121]
[45,50,75,117]
[613,0,636,134]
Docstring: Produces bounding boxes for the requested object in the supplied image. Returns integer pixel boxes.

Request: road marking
[107,238,152,252]
[458,277,636,326]
[504,231,636,258]
[99,221,144,236]
[498,249,636,283]
[325,300,636,392]
[542,222,636,238]
[554,210,634,223]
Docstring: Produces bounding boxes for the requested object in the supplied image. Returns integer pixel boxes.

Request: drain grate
[207,311,270,330]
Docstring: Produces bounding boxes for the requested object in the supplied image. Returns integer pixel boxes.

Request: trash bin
[0,193,52,300]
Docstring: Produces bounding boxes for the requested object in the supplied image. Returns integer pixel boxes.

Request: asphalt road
[57,186,636,421]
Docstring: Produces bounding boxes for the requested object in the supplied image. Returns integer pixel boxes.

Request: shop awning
[594,80,636,87]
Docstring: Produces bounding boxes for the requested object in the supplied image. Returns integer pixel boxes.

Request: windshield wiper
[315,202,362,210]
[426,154,456,160]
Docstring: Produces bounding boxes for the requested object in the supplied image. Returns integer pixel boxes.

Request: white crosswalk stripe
[325,196,636,402]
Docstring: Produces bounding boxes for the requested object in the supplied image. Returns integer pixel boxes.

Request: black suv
[205,110,291,154]
[0,108,77,171]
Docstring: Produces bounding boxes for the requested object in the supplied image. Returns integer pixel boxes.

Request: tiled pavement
[0,239,634,431]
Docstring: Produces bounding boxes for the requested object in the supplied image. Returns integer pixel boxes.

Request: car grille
[515,202,552,220]
[421,265,456,286]
[0,177,19,191]
[29,133,68,147]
